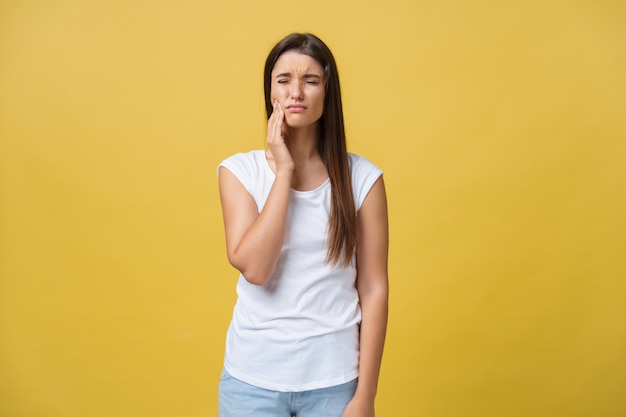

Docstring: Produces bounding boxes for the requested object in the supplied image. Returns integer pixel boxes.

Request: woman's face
[270,51,325,129]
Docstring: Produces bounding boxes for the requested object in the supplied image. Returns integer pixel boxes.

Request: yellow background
[1,0,625,416]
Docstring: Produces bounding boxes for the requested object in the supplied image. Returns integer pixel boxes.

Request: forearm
[228,171,292,285]
[354,285,388,401]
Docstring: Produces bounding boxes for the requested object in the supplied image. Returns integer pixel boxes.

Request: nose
[289,82,303,100]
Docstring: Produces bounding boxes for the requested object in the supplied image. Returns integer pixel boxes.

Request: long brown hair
[264,33,356,267]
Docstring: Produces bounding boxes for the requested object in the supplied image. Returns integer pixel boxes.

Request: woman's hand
[342,396,375,417]
[267,100,294,174]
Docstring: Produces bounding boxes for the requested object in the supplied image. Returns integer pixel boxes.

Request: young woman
[217,33,388,417]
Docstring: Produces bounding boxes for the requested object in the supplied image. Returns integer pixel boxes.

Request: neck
[284,123,321,164]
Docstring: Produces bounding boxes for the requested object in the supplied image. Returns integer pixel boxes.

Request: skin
[218,51,388,417]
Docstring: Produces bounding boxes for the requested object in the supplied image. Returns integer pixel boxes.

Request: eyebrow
[275,73,322,79]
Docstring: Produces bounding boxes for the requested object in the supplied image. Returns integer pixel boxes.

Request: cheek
[271,85,287,100]
[314,92,325,110]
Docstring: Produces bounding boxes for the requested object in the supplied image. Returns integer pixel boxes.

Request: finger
[271,103,284,138]
[267,102,283,144]
[268,102,278,132]
[276,102,285,128]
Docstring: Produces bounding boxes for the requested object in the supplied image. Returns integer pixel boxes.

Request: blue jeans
[218,368,358,417]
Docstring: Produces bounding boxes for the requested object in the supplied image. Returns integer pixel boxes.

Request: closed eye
[304,75,322,84]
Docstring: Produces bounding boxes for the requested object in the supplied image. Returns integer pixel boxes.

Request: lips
[286,105,307,112]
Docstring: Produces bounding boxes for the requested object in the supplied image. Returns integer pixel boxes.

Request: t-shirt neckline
[260,150,330,194]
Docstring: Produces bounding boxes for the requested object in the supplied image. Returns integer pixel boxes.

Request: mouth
[286,105,307,112]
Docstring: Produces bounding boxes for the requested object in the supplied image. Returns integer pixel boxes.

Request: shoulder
[348,152,383,183]
[219,149,265,172]
[217,150,267,194]
[349,153,381,174]
[348,153,384,210]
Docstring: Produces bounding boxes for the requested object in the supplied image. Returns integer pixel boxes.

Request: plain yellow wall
[1,0,625,416]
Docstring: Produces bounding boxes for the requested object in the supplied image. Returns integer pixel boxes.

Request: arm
[343,176,389,417]
[218,102,294,286]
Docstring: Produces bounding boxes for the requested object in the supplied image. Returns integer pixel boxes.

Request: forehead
[272,51,324,75]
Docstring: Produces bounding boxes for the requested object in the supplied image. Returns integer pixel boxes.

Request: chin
[286,122,311,129]
[284,117,320,130]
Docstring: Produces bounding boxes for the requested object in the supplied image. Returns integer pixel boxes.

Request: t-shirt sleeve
[217,151,258,197]
[350,153,383,211]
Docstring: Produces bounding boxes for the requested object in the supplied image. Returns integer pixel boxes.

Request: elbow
[240,269,272,286]
[357,277,389,303]
[228,247,276,286]
[227,254,273,286]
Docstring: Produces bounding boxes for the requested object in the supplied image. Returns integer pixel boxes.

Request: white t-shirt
[218,150,383,392]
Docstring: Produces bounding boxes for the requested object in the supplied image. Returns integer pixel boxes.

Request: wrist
[352,386,376,405]
[275,165,295,177]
